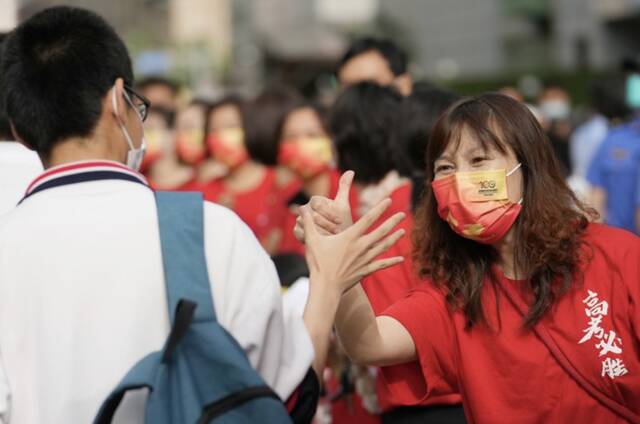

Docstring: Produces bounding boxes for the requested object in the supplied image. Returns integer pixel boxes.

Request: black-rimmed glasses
[124,85,151,122]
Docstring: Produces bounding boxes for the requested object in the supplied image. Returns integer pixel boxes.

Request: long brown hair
[413,93,596,327]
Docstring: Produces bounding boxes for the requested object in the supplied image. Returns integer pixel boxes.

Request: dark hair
[135,75,179,95]
[329,82,402,184]
[0,6,133,156]
[243,85,302,165]
[0,32,12,140]
[338,37,408,76]
[398,83,460,174]
[413,93,596,327]
[275,100,328,142]
[590,76,631,122]
[396,83,460,208]
[204,95,245,134]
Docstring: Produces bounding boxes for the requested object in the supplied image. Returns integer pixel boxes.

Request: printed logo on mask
[456,169,508,201]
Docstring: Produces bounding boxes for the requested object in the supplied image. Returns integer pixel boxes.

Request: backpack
[94,192,292,423]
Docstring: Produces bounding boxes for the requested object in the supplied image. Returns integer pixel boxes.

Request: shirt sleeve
[378,288,461,407]
[203,202,314,400]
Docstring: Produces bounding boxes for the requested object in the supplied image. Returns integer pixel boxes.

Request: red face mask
[278,137,333,179]
[206,128,248,169]
[431,163,522,244]
[175,129,206,165]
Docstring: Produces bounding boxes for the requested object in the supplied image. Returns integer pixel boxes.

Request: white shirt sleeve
[202,202,314,400]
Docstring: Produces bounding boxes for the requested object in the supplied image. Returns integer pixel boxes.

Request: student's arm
[203,203,313,401]
[300,198,406,375]
[298,171,416,367]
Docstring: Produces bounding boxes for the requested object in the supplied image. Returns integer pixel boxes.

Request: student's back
[0,7,313,422]
[0,161,312,422]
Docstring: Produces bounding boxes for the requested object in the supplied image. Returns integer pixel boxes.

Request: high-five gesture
[300,171,406,377]
[300,197,405,294]
[294,170,356,242]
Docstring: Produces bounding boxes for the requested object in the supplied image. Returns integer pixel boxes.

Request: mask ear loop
[506,162,522,177]
[505,162,524,205]
[112,85,136,151]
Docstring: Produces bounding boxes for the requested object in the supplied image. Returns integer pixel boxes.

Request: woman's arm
[335,283,416,366]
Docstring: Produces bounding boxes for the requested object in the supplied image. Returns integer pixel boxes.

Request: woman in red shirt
[300,93,640,423]
[276,101,359,255]
[201,95,285,254]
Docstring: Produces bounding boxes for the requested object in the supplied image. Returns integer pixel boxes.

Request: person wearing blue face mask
[587,71,640,235]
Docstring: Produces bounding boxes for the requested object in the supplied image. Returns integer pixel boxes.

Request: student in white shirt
[0,33,43,217]
[0,7,404,423]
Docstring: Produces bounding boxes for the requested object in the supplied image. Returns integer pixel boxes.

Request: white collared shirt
[0,142,43,217]
[0,160,313,423]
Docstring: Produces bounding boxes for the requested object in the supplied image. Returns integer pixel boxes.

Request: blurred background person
[140,106,190,189]
[136,76,179,123]
[337,37,413,96]
[567,75,631,200]
[395,82,460,209]
[538,83,573,177]
[587,68,640,235]
[204,86,300,255]
[0,31,43,216]
[276,100,360,256]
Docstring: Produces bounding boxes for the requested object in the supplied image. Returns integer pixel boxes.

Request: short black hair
[204,94,245,134]
[329,82,402,184]
[1,6,133,156]
[338,37,408,76]
[243,85,302,165]
[590,75,631,122]
[0,32,12,140]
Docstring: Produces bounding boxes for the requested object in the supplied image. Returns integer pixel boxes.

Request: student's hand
[300,197,405,295]
[294,171,355,243]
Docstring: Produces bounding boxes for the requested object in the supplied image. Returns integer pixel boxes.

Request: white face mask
[539,99,570,121]
[112,86,146,171]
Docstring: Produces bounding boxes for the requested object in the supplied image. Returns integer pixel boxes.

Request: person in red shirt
[276,101,359,256]
[298,93,640,423]
[203,89,301,255]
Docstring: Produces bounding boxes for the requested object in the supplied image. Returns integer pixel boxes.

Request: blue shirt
[569,114,608,179]
[587,119,640,233]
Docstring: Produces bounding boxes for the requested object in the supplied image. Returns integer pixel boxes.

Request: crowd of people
[0,5,638,424]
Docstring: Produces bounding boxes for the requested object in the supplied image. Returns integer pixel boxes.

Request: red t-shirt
[379,224,640,423]
[203,169,283,245]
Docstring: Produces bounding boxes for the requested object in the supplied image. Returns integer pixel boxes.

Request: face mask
[206,128,249,169]
[175,129,206,165]
[539,100,570,121]
[626,73,640,109]
[431,163,523,244]
[112,86,146,171]
[278,136,333,179]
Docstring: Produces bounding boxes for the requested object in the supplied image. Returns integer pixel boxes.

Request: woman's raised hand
[299,183,405,295]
